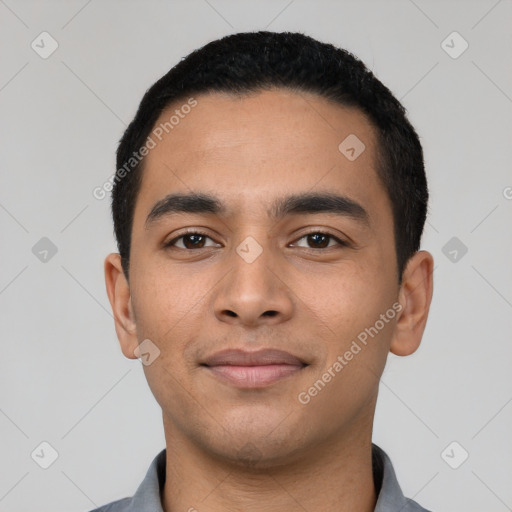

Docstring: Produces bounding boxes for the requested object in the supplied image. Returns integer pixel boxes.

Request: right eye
[165,231,221,250]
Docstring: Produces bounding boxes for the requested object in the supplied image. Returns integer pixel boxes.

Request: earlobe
[390,250,434,356]
[104,253,139,359]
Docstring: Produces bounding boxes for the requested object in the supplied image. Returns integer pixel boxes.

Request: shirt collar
[120,443,428,512]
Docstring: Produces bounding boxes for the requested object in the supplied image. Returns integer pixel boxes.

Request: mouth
[201,348,308,388]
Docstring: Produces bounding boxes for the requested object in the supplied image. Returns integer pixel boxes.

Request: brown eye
[166,232,219,250]
[293,232,346,249]
[306,233,330,248]
[180,234,206,249]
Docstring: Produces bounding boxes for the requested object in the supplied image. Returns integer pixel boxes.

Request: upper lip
[202,349,307,367]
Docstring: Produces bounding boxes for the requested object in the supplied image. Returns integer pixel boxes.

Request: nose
[212,238,294,328]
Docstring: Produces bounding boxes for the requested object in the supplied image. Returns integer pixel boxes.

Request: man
[95,31,434,511]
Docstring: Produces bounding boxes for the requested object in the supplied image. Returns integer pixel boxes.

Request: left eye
[292,232,345,249]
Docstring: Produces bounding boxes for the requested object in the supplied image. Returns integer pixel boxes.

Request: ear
[104,253,138,359]
[390,250,434,356]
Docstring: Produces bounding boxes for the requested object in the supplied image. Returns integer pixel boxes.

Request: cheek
[142,359,203,434]
[131,265,203,412]
[296,275,395,423]
[300,264,393,342]
[129,260,209,339]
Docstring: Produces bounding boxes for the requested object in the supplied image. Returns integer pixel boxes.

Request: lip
[201,349,308,388]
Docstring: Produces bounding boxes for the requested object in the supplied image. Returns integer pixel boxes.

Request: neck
[161,415,377,512]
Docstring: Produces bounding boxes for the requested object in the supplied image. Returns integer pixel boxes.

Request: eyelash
[164,229,349,251]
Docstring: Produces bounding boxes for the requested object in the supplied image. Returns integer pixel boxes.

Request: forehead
[134,89,390,225]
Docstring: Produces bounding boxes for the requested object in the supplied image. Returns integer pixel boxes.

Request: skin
[105,88,434,512]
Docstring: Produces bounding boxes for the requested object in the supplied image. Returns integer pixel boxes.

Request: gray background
[1,0,511,510]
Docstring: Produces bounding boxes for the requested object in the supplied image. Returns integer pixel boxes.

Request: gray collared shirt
[89,444,431,511]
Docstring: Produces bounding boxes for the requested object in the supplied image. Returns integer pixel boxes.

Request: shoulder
[403,497,433,512]
[372,443,432,512]
[86,449,166,512]
[88,497,131,512]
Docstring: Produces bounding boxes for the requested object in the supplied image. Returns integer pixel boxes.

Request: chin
[200,415,312,470]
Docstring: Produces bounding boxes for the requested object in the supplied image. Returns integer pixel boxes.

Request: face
[108,89,422,467]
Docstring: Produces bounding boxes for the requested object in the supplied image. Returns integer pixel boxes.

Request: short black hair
[112,31,428,282]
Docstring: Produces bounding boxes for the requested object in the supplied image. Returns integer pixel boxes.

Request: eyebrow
[145,191,370,228]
